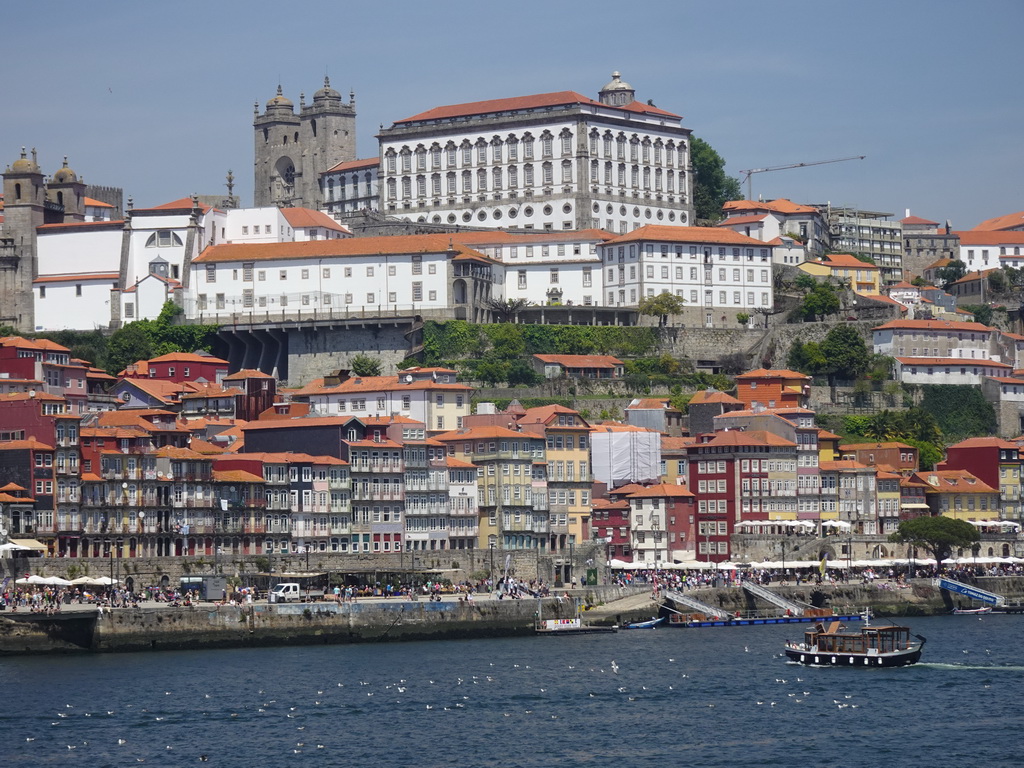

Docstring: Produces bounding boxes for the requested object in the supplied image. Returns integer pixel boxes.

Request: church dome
[9,147,39,173]
[601,71,633,93]
[265,84,293,109]
[51,157,78,183]
[313,76,341,101]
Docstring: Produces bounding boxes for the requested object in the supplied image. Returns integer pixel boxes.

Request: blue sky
[3,0,1020,228]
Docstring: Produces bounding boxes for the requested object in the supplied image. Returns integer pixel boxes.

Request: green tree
[888,516,980,572]
[638,291,686,326]
[960,304,993,326]
[485,323,528,360]
[902,438,943,471]
[798,282,840,321]
[819,325,870,382]
[473,360,510,386]
[506,360,541,387]
[787,340,827,375]
[918,385,995,439]
[794,273,817,292]
[936,259,967,289]
[105,322,154,376]
[736,312,750,327]
[350,353,383,377]
[864,410,900,441]
[690,136,742,224]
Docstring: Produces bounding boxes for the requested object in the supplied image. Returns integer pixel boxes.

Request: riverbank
[3,578,1022,656]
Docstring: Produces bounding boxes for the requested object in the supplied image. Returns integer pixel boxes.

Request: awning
[9,538,47,551]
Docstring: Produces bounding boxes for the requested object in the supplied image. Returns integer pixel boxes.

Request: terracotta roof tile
[193,234,488,264]
[603,225,769,247]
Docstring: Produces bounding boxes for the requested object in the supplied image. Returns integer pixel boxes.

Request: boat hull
[784,646,923,667]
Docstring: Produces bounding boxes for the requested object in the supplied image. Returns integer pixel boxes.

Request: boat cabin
[803,621,913,654]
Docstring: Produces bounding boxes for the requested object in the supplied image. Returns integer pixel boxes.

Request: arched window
[311,119,317,137]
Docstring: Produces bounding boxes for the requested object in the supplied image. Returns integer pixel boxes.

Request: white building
[377,72,693,234]
[874,318,1023,385]
[955,230,1024,272]
[597,225,774,323]
[321,158,380,216]
[185,233,498,322]
[719,198,828,264]
[287,367,473,435]
[452,229,612,307]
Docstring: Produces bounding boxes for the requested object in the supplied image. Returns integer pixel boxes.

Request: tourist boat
[784,620,925,667]
[952,606,993,615]
[534,617,618,635]
[623,617,665,630]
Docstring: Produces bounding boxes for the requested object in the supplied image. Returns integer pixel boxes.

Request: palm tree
[486,297,531,323]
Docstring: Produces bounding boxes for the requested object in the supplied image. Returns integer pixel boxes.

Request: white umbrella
[0,542,29,553]
[40,576,73,586]
[89,576,120,586]
[15,574,46,585]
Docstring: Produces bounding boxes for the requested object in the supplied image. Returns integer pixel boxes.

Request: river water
[2,615,1021,767]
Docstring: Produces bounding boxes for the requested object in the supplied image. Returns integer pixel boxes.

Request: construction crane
[738,155,865,200]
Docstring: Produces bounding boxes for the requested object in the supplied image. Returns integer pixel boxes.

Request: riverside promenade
[3,577,1022,656]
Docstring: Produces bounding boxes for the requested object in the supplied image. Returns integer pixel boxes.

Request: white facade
[377,74,693,234]
[321,158,380,216]
[187,239,480,321]
[597,225,774,315]
[894,357,1012,385]
[290,373,472,435]
[454,230,609,307]
[720,199,829,262]
[33,274,117,331]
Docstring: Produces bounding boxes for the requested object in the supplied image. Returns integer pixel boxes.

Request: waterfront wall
[2,545,606,591]
[0,584,644,656]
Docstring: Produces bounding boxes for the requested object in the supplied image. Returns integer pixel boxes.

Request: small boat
[623,617,665,630]
[535,617,617,635]
[784,620,925,667]
[952,606,993,615]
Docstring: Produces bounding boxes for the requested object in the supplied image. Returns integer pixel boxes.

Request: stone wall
[286,324,414,384]
[2,545,610,591]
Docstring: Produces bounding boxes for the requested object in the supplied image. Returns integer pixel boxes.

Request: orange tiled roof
[900,215,939,226]
[394,91,680,124]
[735,368,810,380]
[533,354,622,367]
[603,225,768,247]
[193,235,489,264]
[136,197,213,214]
[324,157,379,174]
[873,318,994,333]
[625,482,694,498]
[722,198,819,215]
[280,207,351,233]
[955,230,1024,246]
[895,356,1011,368]
[971,211,1024,232]
[32,272,119,284]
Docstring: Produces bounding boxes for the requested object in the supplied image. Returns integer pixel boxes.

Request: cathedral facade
[253,79,357,209]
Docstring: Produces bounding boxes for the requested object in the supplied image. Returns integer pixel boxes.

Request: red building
[0,336,88,413]
[938,437,1022,519]
[591,496,632,561]
[121,351,229,383]
[734,368,811,410]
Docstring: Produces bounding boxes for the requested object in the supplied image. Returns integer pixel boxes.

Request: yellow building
[518,405,593,552]
[800,253,882,295]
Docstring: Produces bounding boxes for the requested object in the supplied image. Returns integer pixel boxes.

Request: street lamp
[489,542,495,590]
[781,539,786,584]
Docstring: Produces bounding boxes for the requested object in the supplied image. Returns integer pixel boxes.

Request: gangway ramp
[663,590,730,620]
[741,581,808,615]
[935,577,1005,606]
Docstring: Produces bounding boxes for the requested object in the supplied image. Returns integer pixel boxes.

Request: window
[206,265,216,283]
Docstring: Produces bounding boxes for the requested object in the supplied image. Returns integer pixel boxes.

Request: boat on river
[784,620,925,667]
[534,617,618,635]
[952,606,993,615]
[623,617,665,629]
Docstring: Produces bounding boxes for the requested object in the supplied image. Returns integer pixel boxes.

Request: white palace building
[375,73,695,234]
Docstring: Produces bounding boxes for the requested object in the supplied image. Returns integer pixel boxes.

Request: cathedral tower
[253,79,356,209]
[0,148,46,330]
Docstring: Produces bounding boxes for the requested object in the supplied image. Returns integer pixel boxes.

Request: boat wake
[917,663,1024,672]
